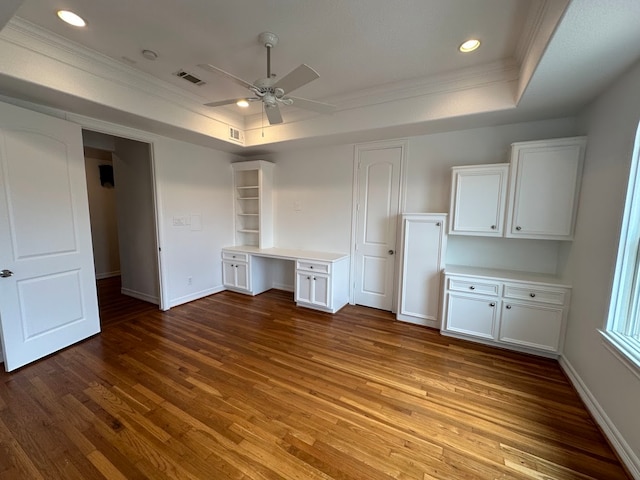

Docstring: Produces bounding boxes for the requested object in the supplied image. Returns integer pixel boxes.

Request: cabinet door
[507,138,585,240]
[499,302,563,352]
[235,262,250,291]
[222,261,237,288]
[445,293,499,339]
[450,164,509,236]
[295,272,312,304]
[311,274,330,309]
[398,214,446,325]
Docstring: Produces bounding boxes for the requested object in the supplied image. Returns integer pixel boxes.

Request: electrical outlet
[187,276,192,285]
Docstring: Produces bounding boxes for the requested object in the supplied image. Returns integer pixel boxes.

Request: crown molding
[244,59,519,130]
[2,18,245,130]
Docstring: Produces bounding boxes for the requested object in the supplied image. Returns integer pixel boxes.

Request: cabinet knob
[388,250,395,255]
[490,225,496,230]
[469,286,475,290]
[307,276,311,280]
[489,302,495,307]
[515,226,522,231]
[436,222,441,227]
[310,266,313,269]
[235,265,239,268]
[530,293,536,298]
[232,255,236,258]
[506,305,512,309]
[313,277,316,281]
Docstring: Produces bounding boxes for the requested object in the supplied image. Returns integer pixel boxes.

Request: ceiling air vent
[174,69,205,86]
[228,126,244,145]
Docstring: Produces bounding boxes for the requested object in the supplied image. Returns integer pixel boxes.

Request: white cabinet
[441,266,571,357]
[295,258,349,313]
[222,251,250,293]
[446,293,499,340]
[232,160,273,248]
[448,137,586,240]
[449,164,509,237]
[296,271,330,309]
[221,247,350,314]
[506,137,586,240]
[396,213,447,328]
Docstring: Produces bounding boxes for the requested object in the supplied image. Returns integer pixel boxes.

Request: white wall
[272,117,580,274]
[561,60,640,475]
[84,156,120,278]
[152,137,235,307]
[113,139,159,303]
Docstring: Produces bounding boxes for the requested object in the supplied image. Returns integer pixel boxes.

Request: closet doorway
[82,130,163,317]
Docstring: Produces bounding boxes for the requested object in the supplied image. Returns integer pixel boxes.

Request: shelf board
[236,185,259,189]
[238,229,259,234]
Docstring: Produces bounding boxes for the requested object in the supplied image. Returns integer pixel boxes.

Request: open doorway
[82,130,162,325]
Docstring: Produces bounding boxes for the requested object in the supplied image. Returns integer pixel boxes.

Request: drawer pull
[489,302,495,307]
[530,293,536,298]
[516,226,522,231]
[490,225,496,230]
[469,286,475,290]
[506,305,512,309]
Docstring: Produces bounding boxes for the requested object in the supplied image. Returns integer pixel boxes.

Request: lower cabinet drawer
[503,284,566,305]
[448,278,500,296]
[296,260,330,274]
[222,251,249,262]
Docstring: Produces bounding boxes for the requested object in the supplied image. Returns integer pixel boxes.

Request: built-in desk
[221,246,350,313]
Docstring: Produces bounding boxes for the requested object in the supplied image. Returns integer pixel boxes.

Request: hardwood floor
[0,277,630,479]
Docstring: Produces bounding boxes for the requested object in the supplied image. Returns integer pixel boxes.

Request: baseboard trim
[559,356,640,479]
[121,288,159,305]
[96,271,121,280]
[271,282,294,292]
[169,286,225,308]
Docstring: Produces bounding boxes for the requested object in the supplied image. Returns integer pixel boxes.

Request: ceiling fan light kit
[199,31,335,125]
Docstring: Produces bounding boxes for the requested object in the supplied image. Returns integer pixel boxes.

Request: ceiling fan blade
[272,64,319,94]
[198,63,257,90]
[264,104,283,125]
[204,97,259,107]
[287,96,336,114]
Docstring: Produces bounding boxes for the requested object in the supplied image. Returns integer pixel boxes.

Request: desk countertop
[222,246,349,262]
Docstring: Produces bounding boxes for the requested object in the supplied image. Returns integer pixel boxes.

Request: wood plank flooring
[0,277,630,479]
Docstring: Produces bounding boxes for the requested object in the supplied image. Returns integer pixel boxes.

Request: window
[604,121,640,372]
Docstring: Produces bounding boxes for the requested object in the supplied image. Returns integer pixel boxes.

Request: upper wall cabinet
[506,137,586,240]
[449,164,509,237]
[232,160,274,248]
[449,137,586,241]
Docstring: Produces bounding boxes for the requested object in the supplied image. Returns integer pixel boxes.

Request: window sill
[599,329,640,381]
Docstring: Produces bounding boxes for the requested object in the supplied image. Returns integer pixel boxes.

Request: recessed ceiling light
[459,39,481,53]
[57,10,86,27]
[236,99,250,108]
[141,49,158,61]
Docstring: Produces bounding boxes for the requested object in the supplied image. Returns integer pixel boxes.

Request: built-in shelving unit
[232,160,273,248]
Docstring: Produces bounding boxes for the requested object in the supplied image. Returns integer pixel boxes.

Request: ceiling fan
[198,32,335,125]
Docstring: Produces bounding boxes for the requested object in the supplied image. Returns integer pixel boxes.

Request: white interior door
[0,101,100,371]
[353,143,403,310]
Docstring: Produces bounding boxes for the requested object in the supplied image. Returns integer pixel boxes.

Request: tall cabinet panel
[396,213,447,328]
[232,160,273,248]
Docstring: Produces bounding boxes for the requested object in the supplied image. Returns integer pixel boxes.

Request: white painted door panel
[445,294,498,339]
[0,101,100,371]
[354,145,402,310]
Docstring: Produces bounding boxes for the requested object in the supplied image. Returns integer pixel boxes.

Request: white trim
[559,356,640,479]
[169,286,225,308]
[121,288,159,305]
[271,282,294,292]
[95,271,121,280]
[600,330,640,381]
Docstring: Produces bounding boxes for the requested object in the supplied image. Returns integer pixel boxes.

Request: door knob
[388,250,395,255]
[0,269,13,278]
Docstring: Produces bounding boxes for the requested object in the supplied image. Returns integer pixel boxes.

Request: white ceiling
[1,0,640,153]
